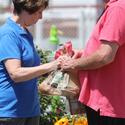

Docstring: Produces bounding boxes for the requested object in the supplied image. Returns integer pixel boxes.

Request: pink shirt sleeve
[99,6,125,46]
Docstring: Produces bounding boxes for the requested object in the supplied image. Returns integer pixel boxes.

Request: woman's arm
[4,59,59,83]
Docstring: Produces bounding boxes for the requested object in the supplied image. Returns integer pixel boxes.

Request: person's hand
[50,59,61,71]
[59,55,76,71]
[45,59,60,72]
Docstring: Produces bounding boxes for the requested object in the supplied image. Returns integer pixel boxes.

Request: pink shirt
[79,0,125,118]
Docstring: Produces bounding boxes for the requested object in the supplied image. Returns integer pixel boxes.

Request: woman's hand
[49,59,60,71]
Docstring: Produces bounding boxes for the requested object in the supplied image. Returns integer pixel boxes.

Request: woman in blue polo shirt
[0,0,59,125]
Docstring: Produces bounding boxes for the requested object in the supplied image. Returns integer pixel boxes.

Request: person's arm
[60,40,119,70]
[4,59,59,83]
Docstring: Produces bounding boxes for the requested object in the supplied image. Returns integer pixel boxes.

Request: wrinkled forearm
[74,52,112,70]
[73,41,119,70]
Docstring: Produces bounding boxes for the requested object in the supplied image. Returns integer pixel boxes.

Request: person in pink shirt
[59,0,125,125]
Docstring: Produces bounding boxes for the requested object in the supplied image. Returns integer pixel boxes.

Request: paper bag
[39,70,79,99]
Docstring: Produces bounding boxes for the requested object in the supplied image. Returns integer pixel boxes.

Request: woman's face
[23,7,44,27]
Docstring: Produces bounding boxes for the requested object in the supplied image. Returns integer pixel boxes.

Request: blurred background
[0,0,106,50]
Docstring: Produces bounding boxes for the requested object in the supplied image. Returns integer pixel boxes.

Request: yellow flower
[74,117,88,125]
[54,117,69,125]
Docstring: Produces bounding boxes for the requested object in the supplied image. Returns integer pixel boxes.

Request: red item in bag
[64,41,73,57]
[55,49,62,59]
[55,41,74,59]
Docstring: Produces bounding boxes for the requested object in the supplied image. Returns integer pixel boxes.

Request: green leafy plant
[39,95,66,125]
[36,46,51,64]
[36,46,52,83]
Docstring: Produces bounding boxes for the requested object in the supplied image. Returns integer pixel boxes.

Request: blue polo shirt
[0,18,41,118]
